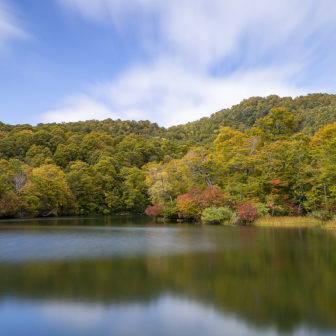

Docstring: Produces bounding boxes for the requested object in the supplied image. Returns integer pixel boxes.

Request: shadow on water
[1,218,336,335]
[0,214,152,227]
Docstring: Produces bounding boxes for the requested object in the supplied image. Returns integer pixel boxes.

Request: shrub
[102,208,110,215]
[201,206,233,224]
[163,201,179,219]
[238,203,258,224]
[198,187,224,208]
[256,203,270,217]
[0,191,23,217]
[308,210,332,221]
[23,195,40,216]
[176,193,201,219]
[176,186,225,220]
[145,203,163,217]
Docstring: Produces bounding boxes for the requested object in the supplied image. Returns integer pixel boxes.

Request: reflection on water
[2,296,333,336]
[0,226,218,262]
[0,217,336,335]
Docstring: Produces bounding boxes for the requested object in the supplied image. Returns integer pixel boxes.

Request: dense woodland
[1,93,336,222]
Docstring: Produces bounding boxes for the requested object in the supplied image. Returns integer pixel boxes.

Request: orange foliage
[145,203,163,217]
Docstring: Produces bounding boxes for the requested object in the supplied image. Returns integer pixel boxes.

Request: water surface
[0,216,335,335]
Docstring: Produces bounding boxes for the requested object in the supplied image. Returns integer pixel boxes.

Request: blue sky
[1,0,336,127]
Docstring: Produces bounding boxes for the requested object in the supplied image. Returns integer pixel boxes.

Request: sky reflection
[1,295,331,336]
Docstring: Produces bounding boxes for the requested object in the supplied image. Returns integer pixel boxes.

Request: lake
[0,216,335,336]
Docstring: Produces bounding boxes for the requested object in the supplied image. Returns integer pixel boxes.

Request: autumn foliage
[176,187,224,219]
[145,203,163,217]
[3,94,336,219]
[237,203,258,223]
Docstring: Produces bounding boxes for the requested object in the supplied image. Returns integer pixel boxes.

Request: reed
[253,216,322,228]
[322,220,336,229]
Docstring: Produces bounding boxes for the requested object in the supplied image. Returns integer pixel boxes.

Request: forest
[1,93,336,222]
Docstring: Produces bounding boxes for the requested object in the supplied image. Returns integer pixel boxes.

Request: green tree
[54,143,80,168]
[66,161,100,214]
[93,156,122,212]
[306,123,336,213]
[120,167,148,212]
[254,107,297,140]
[25,145,53,167]
[22,164,74,216]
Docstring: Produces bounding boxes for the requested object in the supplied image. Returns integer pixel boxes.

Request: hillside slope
[1,93,336,218]
[166,93,336,143]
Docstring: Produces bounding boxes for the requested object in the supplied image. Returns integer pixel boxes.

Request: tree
[254,107,297,140]
[22,164,74,216]
[54,143,80,168]
[25,145,53,167]
[306,123,336,212]
[0,191,23,217]
[214,127,261,201]
[176,187,225,220]
[93,156,122,212]
[176,191,201,220]
[80,132,114,163]
[66,161,99,214]
[145,203,163,218]
[181,148,215,188]
[237,203,258,223]
[145,163,173,204]
[120,167,148,212]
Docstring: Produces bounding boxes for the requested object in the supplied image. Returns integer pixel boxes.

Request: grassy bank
[253,216,323,228]
[321,221,336,229]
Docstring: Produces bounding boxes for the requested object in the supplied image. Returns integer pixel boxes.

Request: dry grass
[322,220,336,229]
[254,216,322,228]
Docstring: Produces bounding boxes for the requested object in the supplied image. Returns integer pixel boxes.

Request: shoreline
[1,214,336,229]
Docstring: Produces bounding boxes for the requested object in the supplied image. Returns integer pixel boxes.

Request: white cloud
[40,62,303,127]
[48,0,336,126]
[0,0,27,52]
[97,61,304,126]
[57,0,336,69]
[41,95,118,123]
[31,295,320,335]
[41,302,107,329]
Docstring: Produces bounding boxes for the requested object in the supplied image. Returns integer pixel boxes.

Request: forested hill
[1,93,336,219]
[167,93,336,144]
[2,93,336,145]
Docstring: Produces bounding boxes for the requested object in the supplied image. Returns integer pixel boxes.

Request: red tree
[145,203,163,217]
[176,186,225,219]
[198,186,224,208]
[238,203,257,223]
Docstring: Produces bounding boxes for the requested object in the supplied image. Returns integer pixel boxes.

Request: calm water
[0,216,336,336]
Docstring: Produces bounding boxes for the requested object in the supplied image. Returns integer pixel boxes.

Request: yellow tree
[22,164,74,216]
[307,123,336,212]
[253,107,297,141]
[213,126,261,201]
[145,162,173,204]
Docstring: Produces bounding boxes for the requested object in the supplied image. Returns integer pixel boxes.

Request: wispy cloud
[58,0,336,69]
[41,95,118,124]
[0,0,27,52]
[48,0,336,126]
[42,62,303,126]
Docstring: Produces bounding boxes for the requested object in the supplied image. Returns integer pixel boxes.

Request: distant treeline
[1,93,336,220]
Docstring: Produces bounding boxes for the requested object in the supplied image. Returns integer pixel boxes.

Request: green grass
[253,216,322,228]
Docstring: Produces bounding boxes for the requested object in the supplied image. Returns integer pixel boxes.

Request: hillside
[166,93,336,144]
[1,93,336,219]
[2,93,336,148]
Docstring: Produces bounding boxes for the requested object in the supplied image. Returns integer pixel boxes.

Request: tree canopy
[2,93,336,219]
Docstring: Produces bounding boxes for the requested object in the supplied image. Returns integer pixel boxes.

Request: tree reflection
[1,228,336,333]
